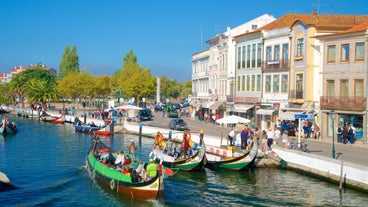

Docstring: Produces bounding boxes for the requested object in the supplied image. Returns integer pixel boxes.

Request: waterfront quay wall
[273,148,368,193]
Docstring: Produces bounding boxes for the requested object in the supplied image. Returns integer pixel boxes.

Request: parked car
[154,103,164,112]
[137,108,153,121]
[169,118,190,131]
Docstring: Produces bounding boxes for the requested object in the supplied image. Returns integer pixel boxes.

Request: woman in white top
[266,128,274,150]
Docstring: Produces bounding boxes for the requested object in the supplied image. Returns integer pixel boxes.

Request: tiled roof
[345,21,368,33]
[258,13,368,31]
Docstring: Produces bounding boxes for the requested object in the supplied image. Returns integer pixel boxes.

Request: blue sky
[0,0,367,82]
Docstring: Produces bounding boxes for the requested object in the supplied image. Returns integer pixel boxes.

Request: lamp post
[329,109,337,159]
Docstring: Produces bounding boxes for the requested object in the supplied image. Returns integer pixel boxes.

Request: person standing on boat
[154,131,164,149]
[266,127,275,150]
[129,140,138,158]
[146,159,158,180]
[182,130,191,157]
[240,126,249,149]
[228,129,237,146]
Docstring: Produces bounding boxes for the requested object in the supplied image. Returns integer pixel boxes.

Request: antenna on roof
[312,0,330,14]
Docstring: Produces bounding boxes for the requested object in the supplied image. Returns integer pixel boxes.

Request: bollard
[110,116,115,135]
[83,112,87,124]
[139,124,142,146]
[169,130,172,139]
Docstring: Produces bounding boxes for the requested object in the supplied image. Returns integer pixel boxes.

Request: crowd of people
[94,140,158,183]
[153,130,195,159]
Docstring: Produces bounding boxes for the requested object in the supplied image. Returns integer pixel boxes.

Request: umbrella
[216,115,251,125]
[114,105,142,110]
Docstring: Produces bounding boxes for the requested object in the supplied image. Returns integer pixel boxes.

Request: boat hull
[87,139,163,200]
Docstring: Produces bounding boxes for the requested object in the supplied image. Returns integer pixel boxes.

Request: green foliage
[59,45,80,79]
[159,76,181,100]
[25,79,58,109]
[181,80,192,98]
[122,50,137,69]
[114,62,155,105]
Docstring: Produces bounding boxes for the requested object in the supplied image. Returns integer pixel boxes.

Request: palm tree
[25,79,58,110]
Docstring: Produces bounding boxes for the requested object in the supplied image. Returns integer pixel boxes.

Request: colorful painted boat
[0,116,17,134]
[40,112,65,124]
[74,118,111,135]
[149,140,206,171]
[205,140,258,170]
[86,137,164,200]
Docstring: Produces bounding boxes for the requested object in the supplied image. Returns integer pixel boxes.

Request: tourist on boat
[282,130,289,148]
[182,131,191,157]
[240,125,249,149]
[146,159,158,180]
[129,140,138,158]
[266,127,275,150]
[165,137,173,155]
[114,151,125,166]
[228,129,237,146]
[154,131,164,149]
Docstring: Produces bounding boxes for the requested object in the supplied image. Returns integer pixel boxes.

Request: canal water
[1,115,367,207]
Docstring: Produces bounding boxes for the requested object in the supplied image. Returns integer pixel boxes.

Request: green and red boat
[86,137,164,200]
[205,140,258,170]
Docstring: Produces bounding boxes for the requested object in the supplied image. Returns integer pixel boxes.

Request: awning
[233,104,255,113]
[279,111,304,121]
[201,101,212,108]
[256,109,275,116]
[209,101,224,110]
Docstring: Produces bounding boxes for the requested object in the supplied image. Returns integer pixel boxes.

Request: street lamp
[329,109,337,159]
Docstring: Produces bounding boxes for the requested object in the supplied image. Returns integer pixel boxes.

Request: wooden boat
[74,117,111,135]
[149,138,206,171]
[0,116,17,134]
[86,137,164,200]
[40,112,65,124]
[205,140,258,170]
[0,107,10,114]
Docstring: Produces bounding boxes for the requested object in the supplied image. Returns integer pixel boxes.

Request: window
[297,38,304,57]
[296,74,303,98]
[257,43,262,67]
[266,46,272,61]
[282,43,289,61]
[327,80,335,97]
[265,75,271,92]
[242,46,246,68]
[355,79,364,97]
[252,24,257,30]
[256,75,261,91]
[281,75,288,92]
[247,45,251,68]
[327,45,336,62]
[274,45,280,61]
[237,76,241,91]
[237,47,241,69]
[273,75,279,92]
[252,44,256,67]
[251,75,255,91]
[242,76,245,91]
[246,75,250,91]
[340,80,348,97]
[355,42,365,61]
[341,44,350,62]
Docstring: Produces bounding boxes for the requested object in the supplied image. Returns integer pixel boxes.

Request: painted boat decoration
[149,136,206,171]
[40,112,65,124]
[86,137,164,200]
[205,140,258,170]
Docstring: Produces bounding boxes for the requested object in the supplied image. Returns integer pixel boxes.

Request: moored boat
[0,116,17,134]
[205,139,258,170]
[86,137,164,200]
[149,132,206,171]
[40,112,65,124]
[74,117,111,135]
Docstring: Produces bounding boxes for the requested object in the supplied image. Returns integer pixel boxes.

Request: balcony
[289,90,303,100]
[320,96,366,110]
[262,59,290,71]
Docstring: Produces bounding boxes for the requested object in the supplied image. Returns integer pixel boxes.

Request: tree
[25,79,58,110]
[59,45,80,78]
[181,80,192,99]
[114,62,155,106]
[159,76,181,100]
[122,50,137,69]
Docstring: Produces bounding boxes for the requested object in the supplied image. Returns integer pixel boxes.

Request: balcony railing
[320,96,366,110]
[262,59,290,70]
[289,90,303,99]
